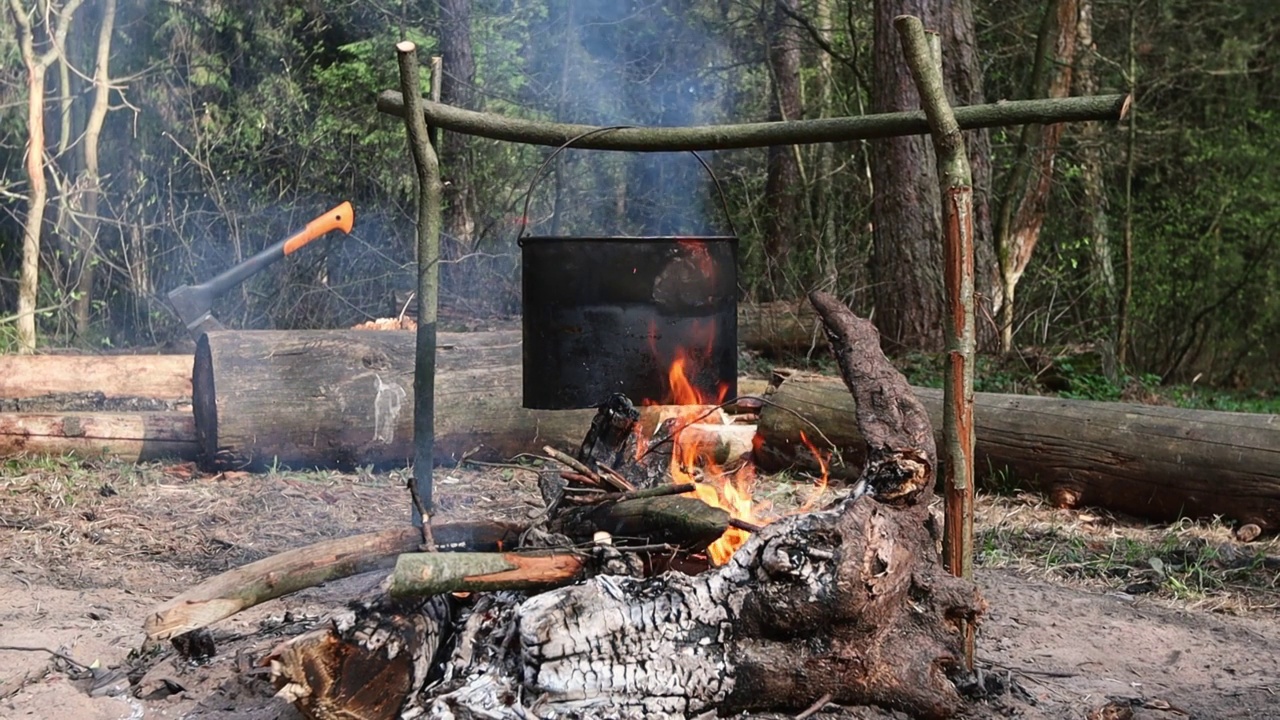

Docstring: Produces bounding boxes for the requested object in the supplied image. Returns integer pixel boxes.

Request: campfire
[151,293,983,720]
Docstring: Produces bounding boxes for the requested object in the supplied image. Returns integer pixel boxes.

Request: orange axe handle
[283,200,354,255]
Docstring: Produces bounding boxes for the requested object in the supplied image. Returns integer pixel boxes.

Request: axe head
[167,283,226,339]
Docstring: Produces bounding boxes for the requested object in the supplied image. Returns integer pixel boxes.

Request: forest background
[1,0,1277,398]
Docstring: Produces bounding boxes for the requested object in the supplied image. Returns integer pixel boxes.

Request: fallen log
[0,354,192,401]
[193,329,766,471]
[756,370,1280,530]
[144,522,522,641]
[270,298,984,720]
[738,299,828,356]
[0,411,197,462]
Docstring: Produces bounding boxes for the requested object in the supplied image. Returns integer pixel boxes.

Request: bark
[376,91,1130,151]
[809,291,935,505]
[1073,0,1119,376]
[762,0,805,297]
[870,0,990,353]
[397,42,444,517]
[438,0,476,259]
[389,551,586,599]
[0,411,196,462]
[993,0,1079,353]
[0,354,192,400]
[754,371,1280,531]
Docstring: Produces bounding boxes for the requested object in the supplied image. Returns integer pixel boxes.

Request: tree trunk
[1073,0,1118,377]
[754,371,1280,531]
[762,0,805,297]
[6,0,86,353]
[993,0,1079,353]
[0,411,197,462]
[0,354,192,400]
[71,0,117,340]
[870,0,993,353]
[12,36,48,355]
[438,0,476,264]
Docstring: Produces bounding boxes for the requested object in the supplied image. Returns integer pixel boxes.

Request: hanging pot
[519,147,738,410]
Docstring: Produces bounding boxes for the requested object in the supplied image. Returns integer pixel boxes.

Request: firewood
[549,494,730,552]
[268,595,454,720]
[387,551,587,599]
[143,522,522,641]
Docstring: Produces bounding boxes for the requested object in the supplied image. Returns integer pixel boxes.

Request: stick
[388,551,586,599]
[396,41,444,531]
[143,522,522,640]
[376,92,1130,151]
[895,14,978,670]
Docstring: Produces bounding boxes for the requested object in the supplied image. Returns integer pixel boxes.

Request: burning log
[755,370,1280,531]
[270,297,983,719]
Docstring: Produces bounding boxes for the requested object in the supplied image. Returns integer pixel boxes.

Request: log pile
[0,353,196,462]
[177,294,986,720]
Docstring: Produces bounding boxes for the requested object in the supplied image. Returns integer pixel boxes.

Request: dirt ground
[2,458,1278,719]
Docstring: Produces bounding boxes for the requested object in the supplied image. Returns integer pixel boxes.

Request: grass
[972,491,1280,613]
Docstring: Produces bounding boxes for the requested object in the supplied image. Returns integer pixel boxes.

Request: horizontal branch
[376,91,1130,152]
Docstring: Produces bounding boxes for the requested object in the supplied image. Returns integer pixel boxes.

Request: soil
[1,460,1277,719]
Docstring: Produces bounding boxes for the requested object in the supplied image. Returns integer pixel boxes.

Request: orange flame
[644,318,829,566]
[797,431,830,513]
[649,347,763,565]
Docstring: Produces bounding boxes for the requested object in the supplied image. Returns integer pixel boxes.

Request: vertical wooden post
[396,42,444,534]
[893,15,977,669]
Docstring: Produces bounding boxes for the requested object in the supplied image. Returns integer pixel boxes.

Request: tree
[762,0,804,298]
[992,0,1078,354]
[1072,0,1118,373]
[5,0,85,353]
[438,0,476,263]
[869,0,994,352]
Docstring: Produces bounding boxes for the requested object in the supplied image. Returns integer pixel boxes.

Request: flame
[644,315,828,566]
[797,431,830,513]
[649,347,763,565]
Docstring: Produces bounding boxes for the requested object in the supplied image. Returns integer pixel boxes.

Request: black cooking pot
[519,145,738,410]
[521,235,738,409]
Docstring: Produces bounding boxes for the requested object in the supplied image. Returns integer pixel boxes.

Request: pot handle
[516,127,739,246]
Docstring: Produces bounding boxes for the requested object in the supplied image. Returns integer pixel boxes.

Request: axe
[168,201,354,338]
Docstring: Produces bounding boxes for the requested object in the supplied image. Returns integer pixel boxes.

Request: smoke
[527,0,732,237]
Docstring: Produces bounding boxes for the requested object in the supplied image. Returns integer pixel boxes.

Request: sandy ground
[1,460,1278,719]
